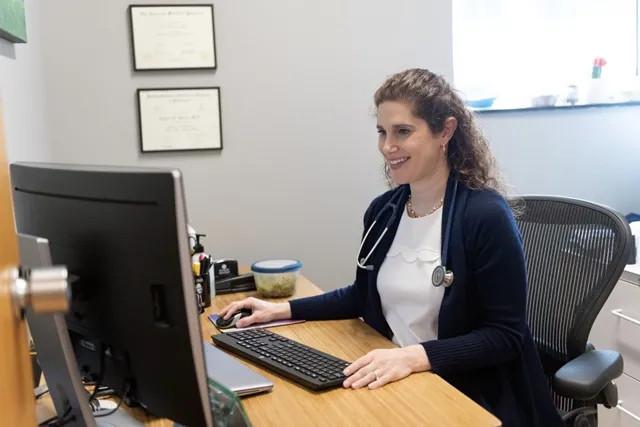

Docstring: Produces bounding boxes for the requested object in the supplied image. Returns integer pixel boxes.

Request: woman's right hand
[217,297,291,328]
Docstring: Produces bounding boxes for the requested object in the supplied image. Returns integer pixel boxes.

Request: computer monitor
[11,162,213,427]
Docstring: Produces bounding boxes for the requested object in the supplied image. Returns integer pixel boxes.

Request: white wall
[33,0,639,292]
[40,0,453,290]
[481,107,640,216]
[0,0,50,162]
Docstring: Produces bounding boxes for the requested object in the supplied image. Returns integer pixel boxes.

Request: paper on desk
[208,314,305,333]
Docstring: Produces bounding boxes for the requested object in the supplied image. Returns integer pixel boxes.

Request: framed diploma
[137,87,223,153]
[129,4,217,71]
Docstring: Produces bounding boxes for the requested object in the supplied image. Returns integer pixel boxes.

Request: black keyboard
[212,328,350,391]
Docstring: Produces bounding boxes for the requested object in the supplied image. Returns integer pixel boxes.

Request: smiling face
[377,101,450,187]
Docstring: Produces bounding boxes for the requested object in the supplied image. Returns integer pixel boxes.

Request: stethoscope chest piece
[432,265,454,288]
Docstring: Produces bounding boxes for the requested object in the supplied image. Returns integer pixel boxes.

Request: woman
[219,69,563,427]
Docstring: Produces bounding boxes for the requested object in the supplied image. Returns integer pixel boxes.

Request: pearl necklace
[406,194,444,218]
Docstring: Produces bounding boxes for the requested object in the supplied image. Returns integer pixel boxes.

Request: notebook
[203,342,273,396]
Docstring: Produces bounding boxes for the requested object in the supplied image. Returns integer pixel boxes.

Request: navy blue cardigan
[289,177,563,427]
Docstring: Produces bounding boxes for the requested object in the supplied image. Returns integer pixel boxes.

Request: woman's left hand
[342,345,430,390]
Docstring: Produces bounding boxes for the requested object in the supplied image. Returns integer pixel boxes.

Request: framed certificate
[137,87,223,153]
[129,4,217,71]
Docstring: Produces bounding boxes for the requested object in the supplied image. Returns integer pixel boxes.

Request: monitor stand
[20,234,188,427]
[19,234,96,427]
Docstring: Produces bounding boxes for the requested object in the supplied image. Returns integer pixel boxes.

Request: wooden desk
[38,275,501,426]
[202,275,500,427]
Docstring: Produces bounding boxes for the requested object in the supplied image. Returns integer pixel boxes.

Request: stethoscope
[356,180,458,288]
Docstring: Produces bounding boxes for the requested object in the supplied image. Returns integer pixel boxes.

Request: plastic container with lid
[251,259,302,298]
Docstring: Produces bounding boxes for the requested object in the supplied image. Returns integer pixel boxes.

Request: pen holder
[194,275,212,313]
[193,256,213,313]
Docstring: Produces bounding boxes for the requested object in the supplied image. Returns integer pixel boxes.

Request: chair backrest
[514,196,634,366]
[515,196,634,414]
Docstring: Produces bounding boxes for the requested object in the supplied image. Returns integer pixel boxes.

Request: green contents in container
[255,272,297,297]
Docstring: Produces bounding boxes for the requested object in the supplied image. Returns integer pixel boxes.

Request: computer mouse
[215,308,252,329]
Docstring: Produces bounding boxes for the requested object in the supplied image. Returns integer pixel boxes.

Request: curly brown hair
[374,68,505,195]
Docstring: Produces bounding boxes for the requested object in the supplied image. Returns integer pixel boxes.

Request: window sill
[472,100,640,114]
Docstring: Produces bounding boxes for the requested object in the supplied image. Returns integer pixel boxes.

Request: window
[453,0,640,110]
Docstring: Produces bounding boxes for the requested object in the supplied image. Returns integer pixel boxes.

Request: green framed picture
[0,0,27,43]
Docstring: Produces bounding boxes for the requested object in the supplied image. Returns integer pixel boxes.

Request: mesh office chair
[514,196,635,427]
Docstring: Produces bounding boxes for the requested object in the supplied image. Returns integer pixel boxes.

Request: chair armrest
[553,350,623,401]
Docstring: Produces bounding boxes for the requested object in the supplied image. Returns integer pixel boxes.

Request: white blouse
[377,206,444,347]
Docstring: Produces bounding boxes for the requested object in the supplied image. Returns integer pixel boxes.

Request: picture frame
[137,87,223,153]
[0,0,27,43]
[129,4,217,71]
